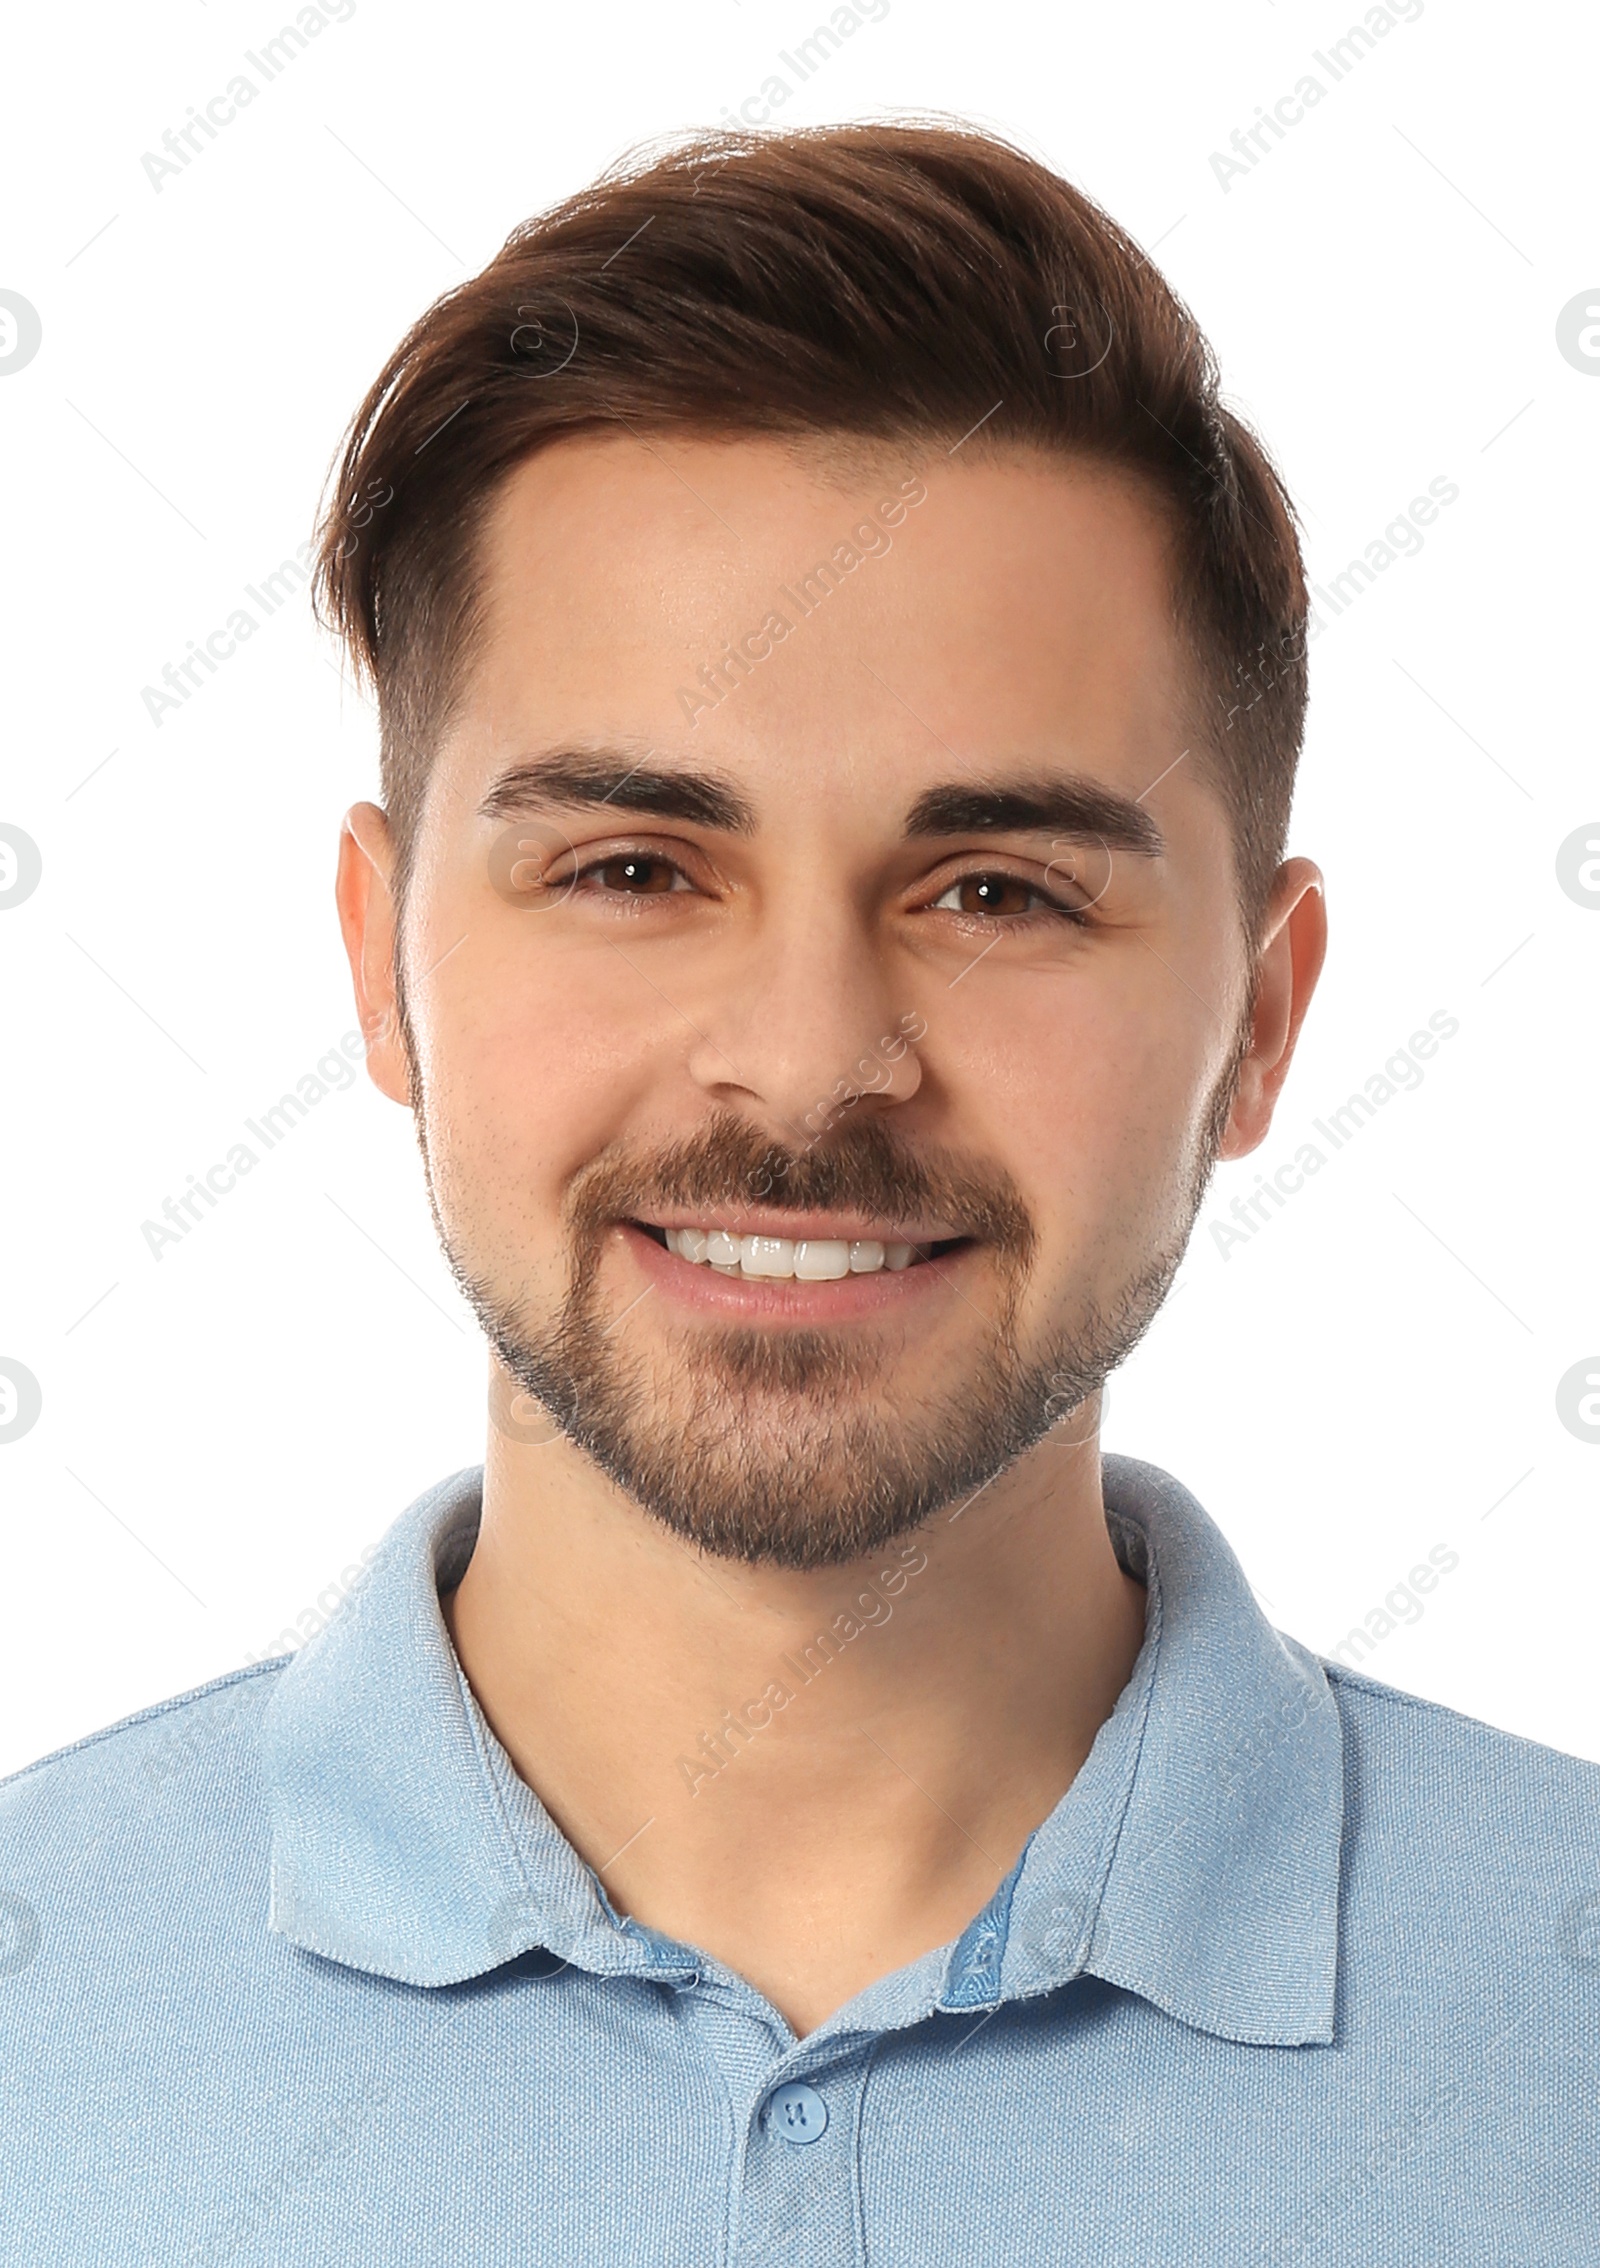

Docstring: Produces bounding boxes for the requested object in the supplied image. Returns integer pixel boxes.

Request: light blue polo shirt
[4,1454,1599,2263]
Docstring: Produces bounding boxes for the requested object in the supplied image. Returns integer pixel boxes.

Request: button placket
[734,2048,871,2268]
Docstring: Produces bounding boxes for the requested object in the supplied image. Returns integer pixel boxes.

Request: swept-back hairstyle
[312,118,1308,938]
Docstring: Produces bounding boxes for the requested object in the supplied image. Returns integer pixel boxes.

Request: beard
[413,1075,1234,1571]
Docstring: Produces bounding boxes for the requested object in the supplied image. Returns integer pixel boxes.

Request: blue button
[765,2080,828,2144]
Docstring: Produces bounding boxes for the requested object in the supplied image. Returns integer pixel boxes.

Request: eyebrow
[901,774,1165,857]
[479,750,1165,857]
[478,750,757,833]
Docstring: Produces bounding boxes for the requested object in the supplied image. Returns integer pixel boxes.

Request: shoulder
[0,1659,293,2034]
[1318,1649,1600,1786]
[1312,1652,1600,1922]
[0,1656,288,1852]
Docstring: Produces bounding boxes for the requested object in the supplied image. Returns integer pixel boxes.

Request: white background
[1,0,1595,1779]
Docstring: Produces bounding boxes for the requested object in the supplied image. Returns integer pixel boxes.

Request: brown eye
[938,873,1040,919]
[930,870,1053,916]
[928,869,1090,928]
[582,855,682,895]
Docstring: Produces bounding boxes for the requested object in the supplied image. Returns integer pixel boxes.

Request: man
[4,120,1597,2265]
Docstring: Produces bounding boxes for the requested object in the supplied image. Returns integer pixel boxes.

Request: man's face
[362,434,1270,1568]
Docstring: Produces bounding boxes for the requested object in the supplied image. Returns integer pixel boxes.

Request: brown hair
[311,117,1308,940]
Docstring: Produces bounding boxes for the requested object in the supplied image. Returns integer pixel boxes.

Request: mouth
[615,1211,980,1318]
[629,1220,974,1281]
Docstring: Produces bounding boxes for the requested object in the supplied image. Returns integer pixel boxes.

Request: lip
[616,1220,979,1321]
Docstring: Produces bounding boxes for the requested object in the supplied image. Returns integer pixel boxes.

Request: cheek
[416,933,667,1198]
[942,979,1215,1230]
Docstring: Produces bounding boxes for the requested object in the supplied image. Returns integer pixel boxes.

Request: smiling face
[342,430,1310,1567]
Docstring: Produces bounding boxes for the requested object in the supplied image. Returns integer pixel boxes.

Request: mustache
[564,1109,1037,1258]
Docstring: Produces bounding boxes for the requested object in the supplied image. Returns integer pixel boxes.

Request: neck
[443,1397,1148,2038]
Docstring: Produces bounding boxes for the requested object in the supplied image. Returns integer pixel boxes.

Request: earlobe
[334,803,413,1108]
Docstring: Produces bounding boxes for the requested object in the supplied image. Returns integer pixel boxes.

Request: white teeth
[657,1225,928,1278]
[793,1239,851,1280]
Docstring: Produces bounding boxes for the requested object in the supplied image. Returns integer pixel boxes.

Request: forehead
[445,429,1200,828]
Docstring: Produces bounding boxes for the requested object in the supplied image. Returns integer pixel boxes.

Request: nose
[682,901,924,1146]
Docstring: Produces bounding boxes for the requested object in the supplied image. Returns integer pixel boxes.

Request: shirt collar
[972,1456,1343,2047]
[260,1455,1342,2045]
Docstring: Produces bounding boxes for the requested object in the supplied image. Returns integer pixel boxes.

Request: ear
[334,803,412,1108]
[1215,857,1327,1160]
